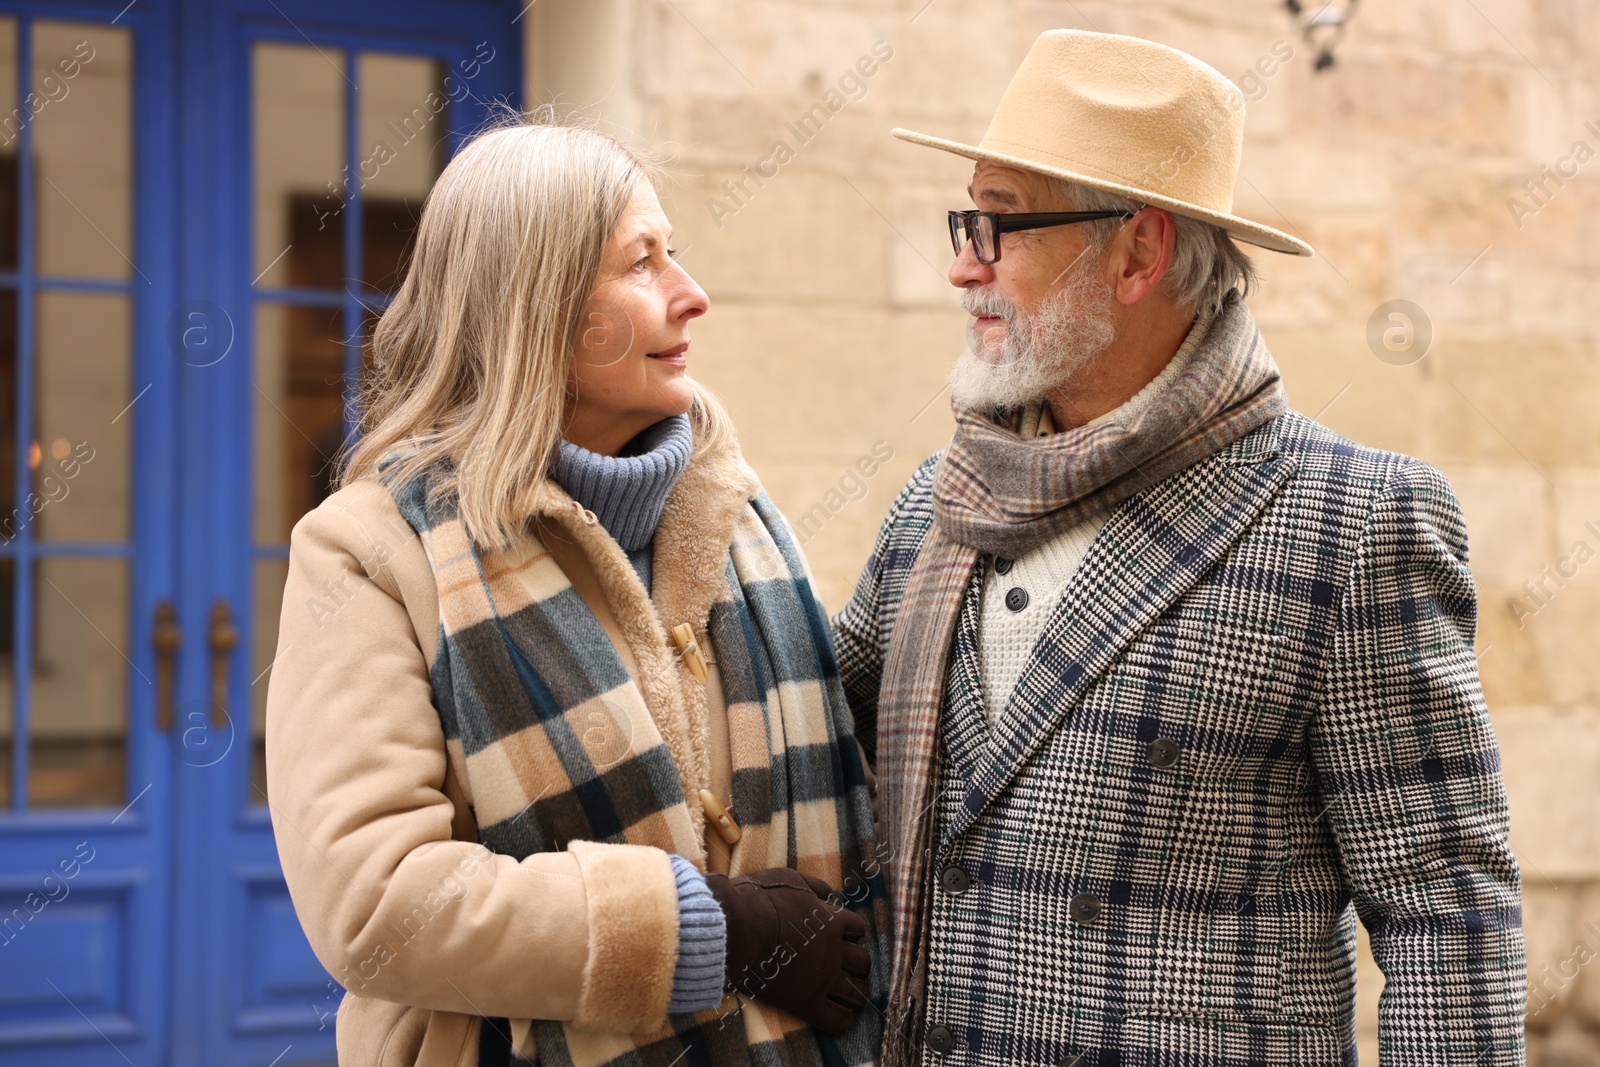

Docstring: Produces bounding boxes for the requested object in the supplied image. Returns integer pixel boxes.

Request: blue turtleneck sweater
[549,414,694,592]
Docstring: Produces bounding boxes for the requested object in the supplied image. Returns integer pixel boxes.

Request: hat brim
[892,127,1315,258]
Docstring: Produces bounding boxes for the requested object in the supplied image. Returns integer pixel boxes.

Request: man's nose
[948,239,994,288]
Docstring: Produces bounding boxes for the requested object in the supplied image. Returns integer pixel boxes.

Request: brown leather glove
[704,867,870,1035]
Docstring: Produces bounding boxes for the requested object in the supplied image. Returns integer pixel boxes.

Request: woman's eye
[666,247,678,259]
[632,255,651,271]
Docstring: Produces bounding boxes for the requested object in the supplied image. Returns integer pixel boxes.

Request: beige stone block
[1476,589,1551,707]
[1498,706,1600,876]
[1240,144,1393,215]
[1447,466,1553,585]
[884,132,983,199]
[1443,0,1537,62]
[1516,72,1600,165]
[729,7,901,96]
[1354,2,1447,46]
[1227,212,1387,324]
[1532,0,1600,68]
[526,0,645,135]
[1526,586,1600,706]
[1290,57,1516,157]
[1536,1023,1600,1066]
[1524,880,1584,1027]
[635,0,758,103]
[1563,882,1600,1029]
[636,0,898,108]
[1013,0,1138,42]
[1394,163,1520,270]
[1555,474,1600,548]
[1430,340,1600,470]
[1266,327,1429,459]
[1385,249,1511,341]
[668,93,903,183]
[1429,337,1564,453]
[1502,175,1600,276]
[687,300,960,607]
[1137,20,1284,84]
[665,172,891,305]
[880,0,1018,127]
[1243,248,1346,335]
[687,299,955,456]
[887,185,965,307]
[1496,269,1600,352]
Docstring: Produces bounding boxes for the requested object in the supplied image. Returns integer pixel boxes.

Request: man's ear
[1109,208,1177,306]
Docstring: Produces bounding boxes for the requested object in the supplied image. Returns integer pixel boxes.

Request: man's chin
[967,326,1012,365]
[948,351,1053,411]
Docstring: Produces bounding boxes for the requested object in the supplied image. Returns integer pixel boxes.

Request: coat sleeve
[265,493,681,1033]
[830,455,940,766]
[1309,459,1525,1063]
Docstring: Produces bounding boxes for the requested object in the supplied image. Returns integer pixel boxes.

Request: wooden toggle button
[671,623,709,685]
[699,788,742,845]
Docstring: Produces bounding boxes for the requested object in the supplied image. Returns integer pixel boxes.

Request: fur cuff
[568,841,679,1033]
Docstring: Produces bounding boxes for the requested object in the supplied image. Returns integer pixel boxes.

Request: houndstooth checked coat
[834,409,1526,1066]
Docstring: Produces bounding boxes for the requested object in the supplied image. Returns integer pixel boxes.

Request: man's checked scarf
[389,441,889,1067]
[875,291,1288,1059]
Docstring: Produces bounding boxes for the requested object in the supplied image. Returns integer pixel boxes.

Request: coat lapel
[937,419,1298,854]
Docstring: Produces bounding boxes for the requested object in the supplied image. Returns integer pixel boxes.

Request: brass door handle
[209,599,239,727]
[152,599,181,731]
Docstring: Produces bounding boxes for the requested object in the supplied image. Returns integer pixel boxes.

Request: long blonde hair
[343,111,736,548]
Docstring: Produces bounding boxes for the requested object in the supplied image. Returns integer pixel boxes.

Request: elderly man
[834,29,1525,1067]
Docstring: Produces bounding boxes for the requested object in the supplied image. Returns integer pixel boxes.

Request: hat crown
[979,30,1245,214]
[890,30,1313,256]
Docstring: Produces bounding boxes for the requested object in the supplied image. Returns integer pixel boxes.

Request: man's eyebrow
[967,184,1021,209]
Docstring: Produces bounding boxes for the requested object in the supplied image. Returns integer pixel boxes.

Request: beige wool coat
[265,442,866,1066]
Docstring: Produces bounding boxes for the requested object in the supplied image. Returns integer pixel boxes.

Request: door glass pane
[0,286,14,529]
[250,559,287,804]
[356,52,446,292]
[0,555,11,808]
[254,302,346,546]
[33,20,131,279]
[0,280,11,805]
[35,291,129,542]
[253,42,347,290]
[29,557,127,808]
[0,17,18,273]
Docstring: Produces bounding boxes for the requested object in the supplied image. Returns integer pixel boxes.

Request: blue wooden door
[0,2,182,1064]
[0,1,521,1064]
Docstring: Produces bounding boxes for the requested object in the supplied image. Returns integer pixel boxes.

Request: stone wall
[526,1,1600,1061]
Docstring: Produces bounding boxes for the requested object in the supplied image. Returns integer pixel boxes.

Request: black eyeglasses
[948,209,1139,265]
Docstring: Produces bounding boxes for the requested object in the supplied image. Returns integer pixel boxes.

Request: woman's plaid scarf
[875,292,1288,1063]
[389,443,889,1067]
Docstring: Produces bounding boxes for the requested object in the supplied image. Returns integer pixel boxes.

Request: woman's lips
[647,342,689,367]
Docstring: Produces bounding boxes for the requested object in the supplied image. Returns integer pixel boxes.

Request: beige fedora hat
[894,29,1314,257]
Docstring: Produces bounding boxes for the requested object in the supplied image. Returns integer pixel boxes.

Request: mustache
[960,288,1016,322]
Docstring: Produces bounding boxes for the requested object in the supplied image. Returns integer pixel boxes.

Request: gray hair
[1053,178,1258,315]
[344,109,737,549]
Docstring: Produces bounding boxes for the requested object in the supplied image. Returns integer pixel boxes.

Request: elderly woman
[265,117,886,1067]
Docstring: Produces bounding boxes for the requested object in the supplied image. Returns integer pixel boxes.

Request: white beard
[948,252,1117,411]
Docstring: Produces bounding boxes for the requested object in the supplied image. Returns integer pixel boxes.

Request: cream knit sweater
[977,313,1211,721]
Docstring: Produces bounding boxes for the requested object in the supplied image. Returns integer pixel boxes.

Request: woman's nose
[674,263,710,319]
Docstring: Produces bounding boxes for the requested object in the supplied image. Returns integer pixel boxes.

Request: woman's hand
[704,867,870,1035]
